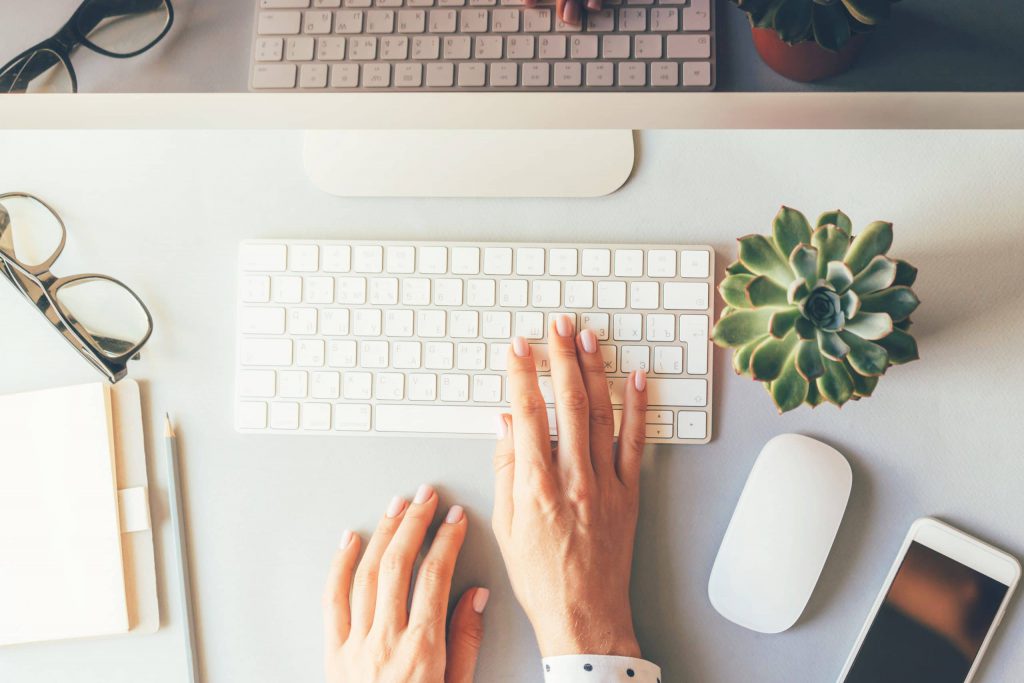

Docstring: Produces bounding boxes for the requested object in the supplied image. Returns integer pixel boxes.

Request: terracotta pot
[751,27,867,82]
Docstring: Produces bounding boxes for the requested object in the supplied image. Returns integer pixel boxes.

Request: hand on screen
[323,488,488,683]
[493,317,647,657]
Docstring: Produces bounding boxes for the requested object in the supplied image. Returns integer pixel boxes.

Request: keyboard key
[473,375,503,402]
[381,36,409,59]
[651,62,678,87]
[242,338,293,366]
[270,402,300,430]
[261,0,310,8]
[608,377,707,407]
[302,403,332,430]
[602,35,630,59]
[540,35,567,59]
[490,62,518,86]
[327,339,357,367]
[630,281,659,309]
[654,345,682,374]
[524,8,551,31]
[646,410,673,424]
[515,311,545,339]
[677,411,707,439]
[679,314,709,374]
[467,279,496,306]
[646,424,673,439]
[491,9,519,31]
[646,313,675,341]
[614,249,643,276]
[286,36,315,60]
[522,62,549,87]
[682,0,711,31]
[321,309,350,335]
[343,372,373,399]
[417,309,447,337]
[571,35,598,59]
[667,34,711,59]
[352,309,382,335]
[483,248,513,275]
[311,371,341,398]
[402,278,431,305]
[349,36,377,60]
[440,373,470,401]
[398,9,426,32]
[334,404,372,431]
[617,62,646,87]
[330,63,359,87]
[334,10,364,32]
[597,281,626,309]
[428,9,457,32]
[424,342,454,369]
[278,370,309,397]
[516,248,545,275]
[619,8,646,31]
[252,63,297,88]
[444,35,472,59]
[304,10,333,33]
[680,249,711,278]
[384,309,414,336]
[256,37,284,61]
[258,11,302,34]
[238,401,269,429]
[376,373,405,400]
[564,281,593,308]
[532,280,561,308]
[426,61,455,85]
[395,62,424,86]
[507,35,535,59]
[336,277,366,304]
[647,249,676,277]
[409,374,438,400]
[239,370,277,398]
[457,342,486,370]
[613,313,642,341]
[460,9,489,32]
[366,9,395,32]
[663,282,709,310]
[554,62,582,87]
[586,9,614,31]
[620,345,650,372]
[651,7,677,31]
[287,307,318,334]
[580,312,610,340]
[635,35,662,59]
[585,62,613,87]
[296,339,326,366]
[242,307,286,334]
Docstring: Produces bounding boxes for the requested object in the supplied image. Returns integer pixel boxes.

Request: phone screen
[844,542,1009,683]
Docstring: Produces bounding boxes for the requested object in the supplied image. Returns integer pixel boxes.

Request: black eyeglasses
[0,0,174,94]
[0,193,154,383]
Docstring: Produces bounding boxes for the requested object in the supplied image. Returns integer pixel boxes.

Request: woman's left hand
[323,486,489,683]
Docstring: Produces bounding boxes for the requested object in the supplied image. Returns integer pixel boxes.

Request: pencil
[165,415,200,683]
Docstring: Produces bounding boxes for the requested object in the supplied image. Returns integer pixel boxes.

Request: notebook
[0,380,158,647]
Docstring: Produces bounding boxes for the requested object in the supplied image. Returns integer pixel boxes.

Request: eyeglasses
[0,0,174,94]
[0,193,154,383]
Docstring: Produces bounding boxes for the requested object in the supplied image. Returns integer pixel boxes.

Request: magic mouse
[708,433,852,633]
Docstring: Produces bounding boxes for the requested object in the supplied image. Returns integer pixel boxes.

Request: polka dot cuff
[542,655,662,682]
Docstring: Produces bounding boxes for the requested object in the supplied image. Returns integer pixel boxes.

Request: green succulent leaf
[733,334,768,376]
[845,220,893,274]
[712,308,774,347]
[848,363,880,397]
[844,311,893,340]
[859,286,920,322]
[841,0,891,26]
[788,279,810,304]
[769,307,802,338]
[746,275,790,307]
[721,274,756,308]
[805,381,825,407]
[875,329,920,364]
[826,261,855,293]
[817,358,855,405]
[773,0,813,42]
[840,330,890,376]
[750,330,798,381]
[770,352,809,413]
[811,225,852,278]
[892,259,918,287]
[740,0,787,27]
[817,208,853,233]
[851,254,897,295]
[738,234,793,286]
[789,244,819,286]
[795,316,817,340]
[817,328,851,360]
[895,317,913,331]
[840,289,861,319]
[725,260,753,276]
[796,339,825,381]
[773,206,812,259]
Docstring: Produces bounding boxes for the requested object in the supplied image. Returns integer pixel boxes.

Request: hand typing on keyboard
[493,317,648,658]
[525,0,599,27]
[323,487,488,683]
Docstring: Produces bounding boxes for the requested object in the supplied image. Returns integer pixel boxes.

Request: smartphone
[837,518,1020,683]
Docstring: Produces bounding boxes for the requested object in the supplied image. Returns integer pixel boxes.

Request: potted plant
[728,0,901,82]
[712,207,920,413]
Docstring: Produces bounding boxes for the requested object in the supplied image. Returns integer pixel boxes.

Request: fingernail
[587,0,600,10]
[563,0,580,24]
[446,504,465,524]
[386,496,406,518]
[413,484,434,505]
[495,414,508,439]
[339,529,354,549]
[473,587,490,614]
[634,369,647,392]
[555,314,574,338]
[580,328,598,353]
[512,336,530,357]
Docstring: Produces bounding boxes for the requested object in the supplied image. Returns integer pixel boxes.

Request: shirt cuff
[542,655,662,682]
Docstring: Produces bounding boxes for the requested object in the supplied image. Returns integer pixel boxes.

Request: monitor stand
[302,129,635,198]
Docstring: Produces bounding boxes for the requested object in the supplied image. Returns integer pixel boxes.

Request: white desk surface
[1,129,1022,683]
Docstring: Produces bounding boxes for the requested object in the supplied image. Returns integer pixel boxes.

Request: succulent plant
[731,0,901,51]
[712,207,920,413]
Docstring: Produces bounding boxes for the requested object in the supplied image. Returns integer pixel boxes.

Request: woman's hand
[492,317,648,658]
[323,486,489,683]
[525,0,601,27]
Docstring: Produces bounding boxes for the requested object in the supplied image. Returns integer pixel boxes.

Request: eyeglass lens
[0,195,64,267]
[55,277,151,357]
[0,49,73,94]
[77,0,172,55]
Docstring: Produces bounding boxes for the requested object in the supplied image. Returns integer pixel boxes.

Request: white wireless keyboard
[236,240,714,444]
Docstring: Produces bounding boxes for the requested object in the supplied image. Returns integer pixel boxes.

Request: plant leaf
[770,351,809,413]
[726,260,753,276]
[844,311,893,340]
[721,274,756,308]
[746,275,790,307]
[789,244,818,286]
[806,381,825,407]
[817,328,850,360]
[851,254,897,294]
[817,208,854,232]
[840,331,889,376]
[712,308,774,347]
[859,285,920,322]
[811,225,851,278]
[892,259,918,287]
[826,261,855,293]
[733,334,768,376]
[817,358,855,405]
[848,362,879,397]
[738,234,793,286]
[840,289,861,319]
[773,0,813,42]
[773,206,812,259]
[875,329,920,364]
[750,330,798,381]
[795,316,817,340]
[845,220,893,274]
[796,339,825,381]
[769,307,802,338]
[841,0,891,26]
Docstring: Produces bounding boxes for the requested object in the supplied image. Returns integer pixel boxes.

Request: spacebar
[376,405,502,434]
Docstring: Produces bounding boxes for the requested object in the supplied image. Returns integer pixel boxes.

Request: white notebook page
[0,383,129,646]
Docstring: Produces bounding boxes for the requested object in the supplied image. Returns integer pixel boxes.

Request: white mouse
[708,433,852,634]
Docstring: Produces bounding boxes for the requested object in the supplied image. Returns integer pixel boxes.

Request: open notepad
[0,381,158,647]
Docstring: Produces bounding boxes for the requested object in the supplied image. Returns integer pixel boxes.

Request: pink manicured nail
[563,0,580,24]
[512,336,530,357]
[413,484,434,505]
[586,0,600,10]
[446,505,465,524]
[634,369,647,392]
[339,529,354,549]
[555,314,574,337]
[580,328,598,353]
[386,496,406,518]
[473,587,490,614]
[495,414,508,439]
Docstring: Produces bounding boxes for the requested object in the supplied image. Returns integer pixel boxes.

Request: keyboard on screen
[250,0,714,91]
[236,240,715,444]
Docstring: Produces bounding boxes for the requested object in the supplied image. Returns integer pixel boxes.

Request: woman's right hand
[492,317,648,657]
